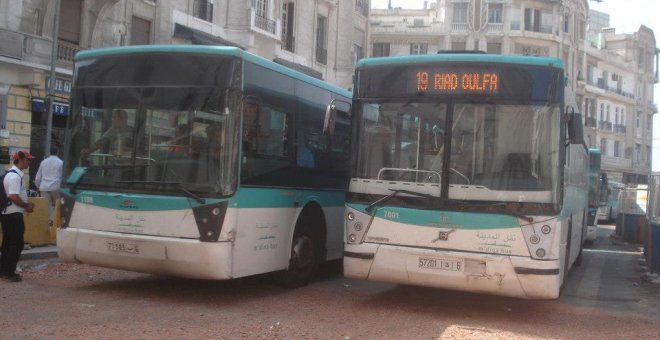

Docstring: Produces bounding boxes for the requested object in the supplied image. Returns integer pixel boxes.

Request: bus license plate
[418,257,462,271]
[107,241,140,254]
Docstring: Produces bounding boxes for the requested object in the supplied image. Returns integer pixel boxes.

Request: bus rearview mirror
[324,104,337,136]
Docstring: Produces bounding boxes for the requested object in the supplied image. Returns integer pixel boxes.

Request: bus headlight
[530,234,540,244]
[345,207,371,245]
[521,221,559,260]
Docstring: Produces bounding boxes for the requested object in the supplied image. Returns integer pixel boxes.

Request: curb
[21,250,58,261]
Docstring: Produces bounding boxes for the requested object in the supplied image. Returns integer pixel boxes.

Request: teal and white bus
[586,148,602,243]
[343,53,588,299]
[58,45,351,285]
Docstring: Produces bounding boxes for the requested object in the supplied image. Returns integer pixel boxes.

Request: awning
[273,57,323,80]
[173,23,244,49]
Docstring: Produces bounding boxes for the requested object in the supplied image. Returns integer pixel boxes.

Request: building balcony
[57,40,81,65]
[372,21,444,35]
[598,121,613,131]
[0,28,79,69]
[485,23,503,34]
[585,117,597,128]
[249,8,280,40]
[613,124,627,134]
[451,23,469,32]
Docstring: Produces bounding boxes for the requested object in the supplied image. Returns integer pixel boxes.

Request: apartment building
[369,0,658,184]
[0,0,368,166]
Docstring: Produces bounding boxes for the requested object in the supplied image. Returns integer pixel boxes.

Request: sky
[371,0,660,171]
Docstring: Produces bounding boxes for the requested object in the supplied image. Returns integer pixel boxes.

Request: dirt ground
[2,224,660,339]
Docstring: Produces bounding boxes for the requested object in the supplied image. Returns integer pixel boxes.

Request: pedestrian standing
[1,150,35,282]
[35,146,63,229]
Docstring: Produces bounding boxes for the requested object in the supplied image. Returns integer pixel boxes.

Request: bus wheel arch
[276,202,327,287]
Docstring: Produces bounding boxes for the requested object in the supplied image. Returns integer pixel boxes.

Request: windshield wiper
[444,201,534,223]
[70,164,151,194]
[176,183,206,204]
[365,189,437,213]
[107,180,207,204]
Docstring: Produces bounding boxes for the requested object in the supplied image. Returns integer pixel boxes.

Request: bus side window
[241,103,292,185]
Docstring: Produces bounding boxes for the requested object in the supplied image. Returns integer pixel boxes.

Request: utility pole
[45,0,61,157]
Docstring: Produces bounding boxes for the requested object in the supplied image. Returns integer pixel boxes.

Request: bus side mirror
[324,104,337,136]
[568,112,584,145]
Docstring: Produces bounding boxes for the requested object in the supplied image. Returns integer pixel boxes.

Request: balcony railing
[585,117,597,128]
[598,121,613,131]
[57,40,81,64]
[452,23,469,31]
[613,124,627,134]
[485,23,503,33]
[254,14,276,34]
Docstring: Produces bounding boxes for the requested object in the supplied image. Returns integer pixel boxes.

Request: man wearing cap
[0,150,35,282]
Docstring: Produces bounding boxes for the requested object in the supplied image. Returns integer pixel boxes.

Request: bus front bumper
[344,243,561,299]
[57,228,232,280]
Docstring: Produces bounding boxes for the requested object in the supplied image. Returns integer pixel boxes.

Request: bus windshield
[64,54,240,196]
[353,100,561,206]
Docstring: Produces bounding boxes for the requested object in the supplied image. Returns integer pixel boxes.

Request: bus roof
[356,54,564,70]
[75,45,352,98]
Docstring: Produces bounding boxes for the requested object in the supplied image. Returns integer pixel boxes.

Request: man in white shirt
[1,150,35,282]
[35,146,63,229]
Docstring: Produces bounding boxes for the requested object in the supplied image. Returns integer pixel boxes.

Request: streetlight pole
[45,0,61,157]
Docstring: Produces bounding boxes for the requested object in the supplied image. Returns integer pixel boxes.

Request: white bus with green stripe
[343,53,588,299]
[58,45,351,286]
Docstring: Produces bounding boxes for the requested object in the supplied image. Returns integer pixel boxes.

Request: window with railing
[193,0,213,22]
[600,138,607,156]
[356,0,369,17]
[373,43,390,57]
[524,8,552,33]
[282,2,295,52]
[253,0,276,34]
[316,15,328,65]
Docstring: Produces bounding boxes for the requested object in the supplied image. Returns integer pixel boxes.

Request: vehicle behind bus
[58,45,351,286]
[598,180,624,222]
[586,148,602,243]
[343,53,588,299]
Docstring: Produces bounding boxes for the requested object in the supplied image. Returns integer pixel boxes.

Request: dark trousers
[0,212,25,276]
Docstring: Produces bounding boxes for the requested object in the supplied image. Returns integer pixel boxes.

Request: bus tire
[274,208,324,288]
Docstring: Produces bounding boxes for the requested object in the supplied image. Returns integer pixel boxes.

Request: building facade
[0,0,368,173]
[369,0,658,184]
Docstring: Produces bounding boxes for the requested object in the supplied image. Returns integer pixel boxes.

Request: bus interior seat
[499,152,539,190]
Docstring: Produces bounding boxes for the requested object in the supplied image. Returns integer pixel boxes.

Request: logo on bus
[119,200,139,209]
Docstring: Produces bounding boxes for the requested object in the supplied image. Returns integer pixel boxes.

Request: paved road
[1,222,659,339]
[560,223,660,317]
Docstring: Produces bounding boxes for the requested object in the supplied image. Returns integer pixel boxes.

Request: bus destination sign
[414,70,500,95]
